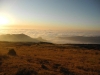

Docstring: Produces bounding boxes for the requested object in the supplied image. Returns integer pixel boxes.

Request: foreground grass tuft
[16,68,37,75]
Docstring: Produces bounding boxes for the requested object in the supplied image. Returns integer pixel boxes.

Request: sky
[0,0,100,31]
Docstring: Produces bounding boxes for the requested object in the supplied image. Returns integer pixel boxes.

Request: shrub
[16,68,37,75]
[0,54,9,65]
[41,64,48,70]
[0,57,2,65]
[60,67,74,75]
[53,64,61,69]
[8,49,17,56]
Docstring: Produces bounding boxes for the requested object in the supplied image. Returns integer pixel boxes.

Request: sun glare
[0,15,10,26]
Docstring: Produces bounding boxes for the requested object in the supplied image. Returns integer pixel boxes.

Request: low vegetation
[8,49,17,56]
[0,42,100,75]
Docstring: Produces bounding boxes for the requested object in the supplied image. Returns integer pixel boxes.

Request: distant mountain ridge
[59,36,100,44]
[0,34,46,42]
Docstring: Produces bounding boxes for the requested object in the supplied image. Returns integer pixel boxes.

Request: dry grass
[0,42,100,75]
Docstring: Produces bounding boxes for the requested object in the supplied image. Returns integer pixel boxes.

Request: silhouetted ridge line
[0,34,46,42]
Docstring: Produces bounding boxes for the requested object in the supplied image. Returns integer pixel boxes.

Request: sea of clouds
[0,29,100,44]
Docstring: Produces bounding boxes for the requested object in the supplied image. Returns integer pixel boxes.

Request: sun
[0,15,10,26]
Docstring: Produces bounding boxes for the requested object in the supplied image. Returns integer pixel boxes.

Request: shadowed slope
[0,34,46,42]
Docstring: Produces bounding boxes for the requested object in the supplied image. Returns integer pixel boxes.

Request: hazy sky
[0,0,100,31]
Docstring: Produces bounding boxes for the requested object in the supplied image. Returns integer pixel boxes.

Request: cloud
[58,36,100,44]
[0,29,100,44]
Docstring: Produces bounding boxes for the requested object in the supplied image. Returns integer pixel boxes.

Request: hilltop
[0,34,47,42]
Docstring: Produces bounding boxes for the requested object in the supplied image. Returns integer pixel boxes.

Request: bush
[0,54,9,65]
[41,64,48,70]
[60,67,74,75]
[8,49,17,56]
[0,56,2,65]
[16,68,37,75]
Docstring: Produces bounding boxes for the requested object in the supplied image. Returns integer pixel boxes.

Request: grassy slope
[0,42,100,75]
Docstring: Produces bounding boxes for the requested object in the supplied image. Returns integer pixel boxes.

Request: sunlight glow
[0,15,10,26]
